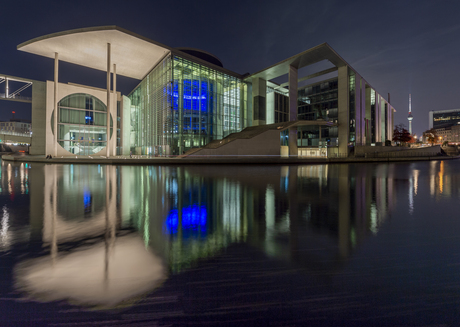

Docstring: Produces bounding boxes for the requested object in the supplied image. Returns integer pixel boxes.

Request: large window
[56,93,112,155]
[129,55,248,156]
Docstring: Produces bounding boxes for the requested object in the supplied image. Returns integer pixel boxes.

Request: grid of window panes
[349,73,356,144]
[432,111,460,128]
[129,54,173,156]
[297,79,338,121]
[171,56,248,155]
[267,87,289,123]
[297,79,339,146]
[370,89,376,143]
[57,93,112,155]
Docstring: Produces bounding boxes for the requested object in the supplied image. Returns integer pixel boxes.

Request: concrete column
[319,125,322,146]
[357,77,366,146]
[365,87,371,145]
[289,65,298,121]
[239,83,245,129]
[337,66,349,156]
[387,104,393,141]
[288,65,299,157]
[390,107,394,141]
[54,52,59,157]
[354,75,361,145]
[112,63,117,156]
[288,127,298,156]
[380,97,388,144]
[106,43,111,157]
[252,77,266,126]
[375,94,381,143]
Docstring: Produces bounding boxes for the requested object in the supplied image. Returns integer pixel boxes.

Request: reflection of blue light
[165,205,207,236]
[83,188,92,213]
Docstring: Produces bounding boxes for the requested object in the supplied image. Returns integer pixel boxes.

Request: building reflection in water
[0,160,30,251]
[10,159,460,307]
[15,164,165,308]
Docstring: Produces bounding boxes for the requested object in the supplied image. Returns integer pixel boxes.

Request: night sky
[1,0,459,137]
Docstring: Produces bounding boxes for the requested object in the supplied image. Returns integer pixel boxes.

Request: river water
[1,159,460,325]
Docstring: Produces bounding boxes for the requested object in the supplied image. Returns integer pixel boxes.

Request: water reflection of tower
[408,94,413,135]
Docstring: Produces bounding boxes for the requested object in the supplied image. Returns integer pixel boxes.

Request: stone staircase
[179,121,299,157]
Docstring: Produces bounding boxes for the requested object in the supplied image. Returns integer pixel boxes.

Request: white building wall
[45,81,117,157]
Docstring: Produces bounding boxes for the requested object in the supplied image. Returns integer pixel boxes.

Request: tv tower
[408,94,413,134]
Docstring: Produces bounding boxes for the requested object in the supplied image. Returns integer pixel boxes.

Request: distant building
[0,119,31,135]
[429,109,460,129]
[433,125,460,144]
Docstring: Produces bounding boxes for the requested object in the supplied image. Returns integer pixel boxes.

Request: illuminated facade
[429,109,460,129]
[57,93,113,155]
[9,26,394,157]
[128,54,249,155]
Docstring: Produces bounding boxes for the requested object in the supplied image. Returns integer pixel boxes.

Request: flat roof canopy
[18,26,172,80]
[246,43,348,81]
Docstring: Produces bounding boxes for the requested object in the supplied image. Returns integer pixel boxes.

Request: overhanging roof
[17,26,173,80]
[245,43,348,81]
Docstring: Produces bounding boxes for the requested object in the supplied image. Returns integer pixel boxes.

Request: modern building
[7,26,395,158]
[429,109,460,130]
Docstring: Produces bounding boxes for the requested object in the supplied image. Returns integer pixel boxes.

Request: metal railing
[0,93,32,101]
[364,151,441,158]
[0,131,32,137]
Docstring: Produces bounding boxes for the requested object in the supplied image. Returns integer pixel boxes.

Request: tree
[424,128,438,146]
[393,124,411,145]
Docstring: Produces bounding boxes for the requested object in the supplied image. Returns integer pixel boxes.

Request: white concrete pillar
[54,52,59,157]
[354,75,361,145]
[252,77,266,126]
[288,65,298,121]
[106,43,111,158]
[375,94,381,143]
[390,107,394,141]
[112,63,117,156]
[365,87,371,145]
[288,65,298,157]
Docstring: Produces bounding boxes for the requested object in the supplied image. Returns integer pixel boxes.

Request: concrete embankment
[1,154,459,165]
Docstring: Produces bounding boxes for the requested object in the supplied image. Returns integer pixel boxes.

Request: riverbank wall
[2,154,459,166]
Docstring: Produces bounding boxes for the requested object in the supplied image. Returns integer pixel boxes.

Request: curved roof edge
[175,47,223,67]
[17,25,173,51]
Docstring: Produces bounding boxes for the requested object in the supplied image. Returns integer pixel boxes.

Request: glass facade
[349,72,356,144]
[370,89,376,143]
[296,79,339,146]
[128,54,249,156]
[56,93,112,155]
[432,110,460,129]
[129,55,172,156]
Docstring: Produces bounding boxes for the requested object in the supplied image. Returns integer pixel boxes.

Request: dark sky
[1,0,459,137]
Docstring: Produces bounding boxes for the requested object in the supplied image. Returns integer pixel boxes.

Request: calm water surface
[1,159,460,325]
